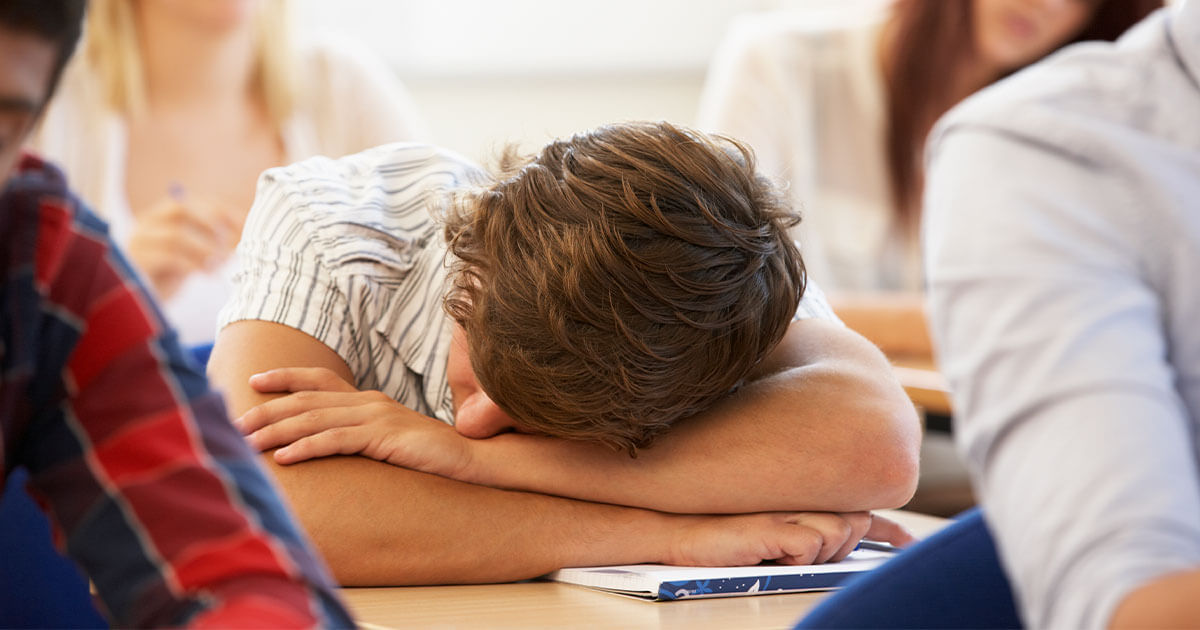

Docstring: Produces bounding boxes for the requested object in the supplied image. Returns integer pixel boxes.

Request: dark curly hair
[443,121,804,454]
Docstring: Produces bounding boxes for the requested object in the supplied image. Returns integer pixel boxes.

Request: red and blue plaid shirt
[0,155,353,627]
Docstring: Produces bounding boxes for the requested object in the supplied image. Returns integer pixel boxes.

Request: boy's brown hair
[443,121,804,454]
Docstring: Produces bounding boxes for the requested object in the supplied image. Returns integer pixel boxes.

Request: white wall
[400,73,707,165]
[294,0,888,162]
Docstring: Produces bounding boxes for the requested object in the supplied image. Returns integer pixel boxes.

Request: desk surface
[891,357,952,417]
[341,509,948,630]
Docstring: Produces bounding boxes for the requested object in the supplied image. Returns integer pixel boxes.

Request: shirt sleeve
[218,160,370,380]
[696,15,813,186]
[24,189,354,628]
[219,150,452,389]
[793,276,842,323]
[696,16,838,293]
[924,124,1200,629]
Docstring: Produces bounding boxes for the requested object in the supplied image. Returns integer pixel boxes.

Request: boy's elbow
[873,439,920,509]
[857,401,922,509]
[802,339,924,510]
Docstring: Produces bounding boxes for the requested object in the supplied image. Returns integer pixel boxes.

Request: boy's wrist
[455,432,579,494]
[454,432,523,487]
[554,505,678,569]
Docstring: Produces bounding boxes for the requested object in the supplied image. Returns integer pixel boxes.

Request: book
[546,549,894,601]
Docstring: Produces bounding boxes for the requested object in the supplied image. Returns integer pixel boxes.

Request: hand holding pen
[125,182,241,300]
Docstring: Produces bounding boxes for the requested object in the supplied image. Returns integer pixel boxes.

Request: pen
[854,540,903,553]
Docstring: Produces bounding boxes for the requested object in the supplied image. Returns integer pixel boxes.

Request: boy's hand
[663,511,915,566]
[235,367,476,480]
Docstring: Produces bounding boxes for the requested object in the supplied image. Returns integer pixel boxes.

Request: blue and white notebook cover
[547,549,893,601]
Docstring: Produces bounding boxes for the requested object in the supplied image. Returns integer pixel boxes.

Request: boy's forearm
[263,454,909,585]
[263,453,679,585]
[462,320,921,514]
[466,361,919,514]
[209,321,915,584]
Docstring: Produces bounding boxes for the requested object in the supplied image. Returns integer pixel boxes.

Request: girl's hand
[126,195,240,298]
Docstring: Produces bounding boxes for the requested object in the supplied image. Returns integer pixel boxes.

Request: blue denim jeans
[795,508,1022,629]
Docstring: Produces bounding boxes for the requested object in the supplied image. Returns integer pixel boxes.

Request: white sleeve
[217,163,370,381]
[696,17,834,291]
[924,126,1200,629]
[304,38,432,156]
[696,16,812,184]
[793,277,841,324]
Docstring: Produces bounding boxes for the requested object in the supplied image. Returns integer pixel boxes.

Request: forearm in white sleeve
[924,128,1200,629]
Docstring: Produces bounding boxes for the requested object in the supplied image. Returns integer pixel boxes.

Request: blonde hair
[83,0,297,126]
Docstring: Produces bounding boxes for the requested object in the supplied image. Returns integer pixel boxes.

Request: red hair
[884,0,1162,223]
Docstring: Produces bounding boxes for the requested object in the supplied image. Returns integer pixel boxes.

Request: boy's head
[0,0,86,181]
[444,121,805,454]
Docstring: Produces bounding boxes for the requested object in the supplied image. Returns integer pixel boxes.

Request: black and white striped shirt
[219,143,840,425]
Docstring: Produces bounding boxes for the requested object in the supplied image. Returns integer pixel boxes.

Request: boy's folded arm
[208,320,916,585]
[256,451,911,586]
[205,320,663,584]
[252,451,671,585]
[463,318,922,514]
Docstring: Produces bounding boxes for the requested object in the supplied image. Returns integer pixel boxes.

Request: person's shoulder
[249,143,486,242]
[7,153,68,193]
[934,9,1185,160]
[28,54,108,143]
[291,34,408,119]
[288,34,432,155]
[266,142,484,192]
[5,154,100,228]
[719,7,883,63]
[4,155,115,279]
[297,34,399,90]
[32,55,102,121]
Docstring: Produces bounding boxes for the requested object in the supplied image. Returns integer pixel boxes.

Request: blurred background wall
[294,0,888,162]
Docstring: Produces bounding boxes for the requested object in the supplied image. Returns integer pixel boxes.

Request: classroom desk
[341,509,949,630]
[891,357,953,418]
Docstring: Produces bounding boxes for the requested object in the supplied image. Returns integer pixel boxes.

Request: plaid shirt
[0,155,353,628]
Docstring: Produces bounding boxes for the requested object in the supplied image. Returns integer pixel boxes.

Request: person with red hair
[796,2,1199,627]
[698,0,1160,357]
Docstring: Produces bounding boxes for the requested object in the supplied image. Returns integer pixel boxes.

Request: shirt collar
[1169,0,1200,91]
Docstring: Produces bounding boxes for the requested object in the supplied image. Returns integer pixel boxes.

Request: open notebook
[546,548,895,601]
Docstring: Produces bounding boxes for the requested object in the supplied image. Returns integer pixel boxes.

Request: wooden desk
[891,357,952,417]
[341,509,948,630]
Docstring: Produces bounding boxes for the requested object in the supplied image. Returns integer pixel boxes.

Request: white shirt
[220,143,841,426]
[30,37,429,346]
[924,4,1200,628]
[697,9,920,293]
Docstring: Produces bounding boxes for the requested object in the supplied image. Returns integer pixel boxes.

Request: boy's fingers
[249,367,357,393]
[864,514,917,547]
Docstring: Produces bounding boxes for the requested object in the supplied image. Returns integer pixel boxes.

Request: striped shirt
[220,143,840,424]
[1,155,353,628]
